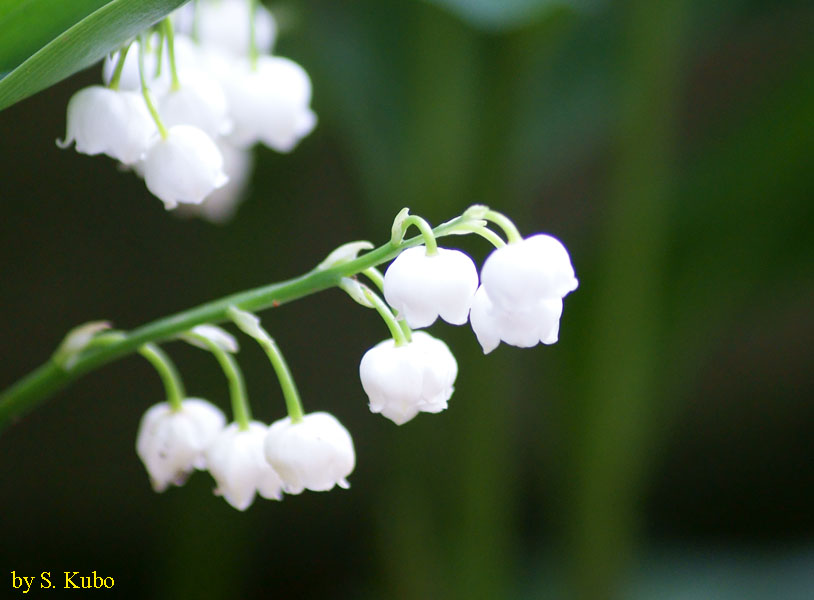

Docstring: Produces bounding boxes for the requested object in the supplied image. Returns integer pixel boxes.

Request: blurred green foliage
[0,0,811,598]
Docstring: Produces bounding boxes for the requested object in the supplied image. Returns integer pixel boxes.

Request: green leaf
[0,0,188,112]
[421,0,603,31]
[0,1,110,76]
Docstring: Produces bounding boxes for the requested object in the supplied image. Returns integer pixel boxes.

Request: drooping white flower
[383,246,479,329]
[175,140,254,223]
[359,331,457,425]
[222,55,316,151]
[142,124,228,209]
[264,412,355,494]
[136,397,226,492]
[480,234,578,311]
[205,421,284,510]
[159,69,231,137]
[57,86,157,165]
[173,0,277,57]
[469,285,562,354]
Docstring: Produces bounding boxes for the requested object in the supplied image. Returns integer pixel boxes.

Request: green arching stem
[138,343,185,411]
[400,215,438,255]
[248,0,259,70]
[139,34,168,140]
[198,337,251,430]
[250,331,304,424]
[397,318,413,344]
[108,44,131,91]
[461,224,506,249]
[361,268,412,343]
[483,210,522,244]
[362,286,408,347]
[0,213,480,431]
[90,333,186,410]
[361,267,384,291]
[162,19,182,92]
[153,29,164,79]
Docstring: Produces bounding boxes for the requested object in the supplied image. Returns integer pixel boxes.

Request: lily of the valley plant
[0,204,578,510]
[1,0,579,511]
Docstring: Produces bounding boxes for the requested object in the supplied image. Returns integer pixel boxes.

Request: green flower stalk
[0,207,525,432]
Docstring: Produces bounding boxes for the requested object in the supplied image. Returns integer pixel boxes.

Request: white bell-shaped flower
[264,412,355,494]
[383,246,479,329]
[205,421,284,511]
[481,234,578,311]
[159,69,231,137]
[136,397,226,492]
[173,0,277,57]
[469,285,563,354]
[142,124,228,209]
[360,331,457,425]
[58,86,157,165]
[176,140,254,223]
[222,55,316,151]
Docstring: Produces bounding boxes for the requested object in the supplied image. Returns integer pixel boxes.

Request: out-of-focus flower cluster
[58,0,315,222]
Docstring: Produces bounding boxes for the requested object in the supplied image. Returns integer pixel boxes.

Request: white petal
[206,422,282,510]
[175,140,254,224]
[469,286,564,353]
[469,286,501,354]
[223,56,316,151]
[135,398,225,491]
[264,412,355,494]
[143,125,227,208]
[481,234,578,311]
[359,332,457,424]
[383,246,479,328]
[59,87,156,164]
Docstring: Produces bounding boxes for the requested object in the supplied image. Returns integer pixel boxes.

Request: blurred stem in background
[373,7,517,599]
[564,1,688,598]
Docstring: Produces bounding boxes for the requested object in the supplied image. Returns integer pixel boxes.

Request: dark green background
[1,0,812,598]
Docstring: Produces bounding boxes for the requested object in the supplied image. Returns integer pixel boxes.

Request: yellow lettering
[64,571,79,589]
[40,572,52,589]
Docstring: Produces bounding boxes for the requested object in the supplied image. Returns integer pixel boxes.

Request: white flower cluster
[358,233,577,425]
[137,399,354,511]
[58,0,316,220]
[132,210,578,508]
